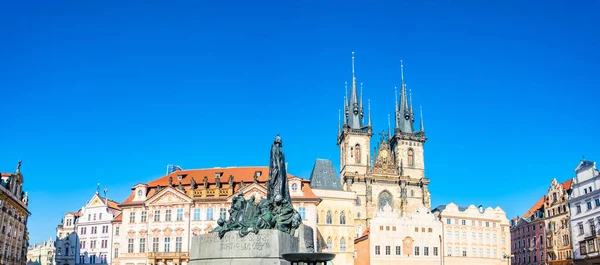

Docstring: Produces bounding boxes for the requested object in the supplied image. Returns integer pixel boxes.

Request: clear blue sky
[1,1,598,244]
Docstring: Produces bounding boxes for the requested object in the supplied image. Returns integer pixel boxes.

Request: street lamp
[503,253,514,265]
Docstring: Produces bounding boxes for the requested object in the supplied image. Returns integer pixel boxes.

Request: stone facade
[354,203,442,265]
[0,161,30,265]
[26,240,55,265]
[312,188,355,265]
[544,178,574,265]
[433,203,511,265]
[54,212,79,265]
[112,167,320,265]
[568,160,600,265]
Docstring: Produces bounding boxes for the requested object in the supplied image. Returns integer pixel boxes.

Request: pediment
[227,183,267,202]
[86,194,105,208]
[146,186,193,205]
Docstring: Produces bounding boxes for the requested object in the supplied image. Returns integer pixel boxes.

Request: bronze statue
[211,134,301,239]
[16,160,22,172]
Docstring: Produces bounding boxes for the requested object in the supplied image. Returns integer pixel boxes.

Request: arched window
[350,147,354,157]
[326,211,333,224]
[408,148,414,166]
[355,144,361,163]
[355,197,361,206]
[378,190,393,209]
[340,211,346,225]
[340,238,347,251]
[326,237,333,251]
[291,183,298,192]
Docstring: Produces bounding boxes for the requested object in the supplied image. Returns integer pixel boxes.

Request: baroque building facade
[26,239,55,265]
[0,161,30,265]
[568,160,600,265]
[354,203,442,265]
[433,203,511,265]
[337,55,430,236]
[309,159,356,265]
[544,178,574,265]
[54,212,80,265]
[510,196,546,265]
[112,166,320,265]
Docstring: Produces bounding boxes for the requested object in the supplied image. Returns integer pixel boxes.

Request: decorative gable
[87,194,105,208]
[146,187,193,206]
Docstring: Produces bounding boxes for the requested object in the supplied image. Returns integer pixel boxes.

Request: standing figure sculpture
[267,134,291,203]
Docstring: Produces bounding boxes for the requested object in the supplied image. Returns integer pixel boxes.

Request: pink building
[511,197,546,265]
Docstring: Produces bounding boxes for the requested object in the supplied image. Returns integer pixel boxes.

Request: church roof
[309,159,342,191]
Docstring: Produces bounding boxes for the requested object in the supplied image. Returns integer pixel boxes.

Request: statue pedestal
[190,229,299,265]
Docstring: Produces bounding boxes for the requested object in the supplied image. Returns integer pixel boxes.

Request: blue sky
[1,1,599,244]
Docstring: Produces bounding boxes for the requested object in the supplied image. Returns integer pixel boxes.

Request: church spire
[345,52,364,129]
[368,99,372,126]
[396,60,414,133]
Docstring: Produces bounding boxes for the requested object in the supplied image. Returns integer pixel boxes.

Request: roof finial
[409,88,414,114]
[96,183,100,194]
[360,82,363,107]
[16,160,22,173]
[345,81,348,106]
[420,106,425,133]
[400,59,405,88]
[368,99,372,126]
[394,86,398,110]
[352,52,357,91]
[343,96,347,125]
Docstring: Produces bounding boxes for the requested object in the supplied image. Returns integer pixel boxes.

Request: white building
[27,239,55,265]
[55,212,79,265]
[54,191,121,265]
[568,160,600,265]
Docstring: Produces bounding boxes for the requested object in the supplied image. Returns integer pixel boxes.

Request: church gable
[86,194,106,208]
[146,187,192,206]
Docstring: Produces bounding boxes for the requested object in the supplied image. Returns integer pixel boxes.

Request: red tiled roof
[112,213,122,222]
[562,179,573,190]
[362,227,370,237]
[121,166,318,205]
[0,173,12,177]
[522,196,545,218]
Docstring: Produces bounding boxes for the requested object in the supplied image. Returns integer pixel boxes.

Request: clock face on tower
[380,149,388,159]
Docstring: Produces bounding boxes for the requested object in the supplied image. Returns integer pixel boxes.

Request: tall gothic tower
[337,52,372,182]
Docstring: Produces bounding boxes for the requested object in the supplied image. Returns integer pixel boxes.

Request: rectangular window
[172,208,182,221]
[472,248,477,257]
[588,201,593,210]
[434,247,438,256]
[462,249,467,257]
[220,208,227,220]
[299,207,306,220]
[129,212,136,223]
[152,238,159,252]
[596,199,600,207]
[164,237,171,252]
[486,222,490,227]
[101,239,107,248]
[115,226,120,236]
[140,238,146,252]
[193,208,201,221]
[447,247,452,256]
[446,218,451,224]
[385,246,391,255]
[455,232,459,241]
[207,208,214,220]
[414,246,420,256]
[91,240,96,249]
[461,219,466,225]
[128,239,134,253]
[579,223,585,235]
[154,210,160,222]
[141,211,147,223]
[165,209,172,221]
[80,241,86,249]
[424,247,429,256]
[114,247,119,259]
[375,246,381,255]
[176,237,182,252]
[396,246,401,255]
[577,205,582,213]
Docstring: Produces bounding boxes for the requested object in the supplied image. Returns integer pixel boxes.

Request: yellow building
[0,160,30,265]
[26,239,55,265]
[310,159,356,265]
[433,203,511,265]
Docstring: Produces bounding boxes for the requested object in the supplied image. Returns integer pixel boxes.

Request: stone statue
[211,135,301,239]
[401,182,408,201]
[169,176,173,186]
[178,181,184,191]
[240,181,245,189]
[16,160,22,172]
[190,177,196,190]
[203,176,208,189]
[156,185,162,192]
[215,174,221,188]
[22,192,28,205]
[228,175,234,187]
[267,134,291,202]
[253,173,259,183]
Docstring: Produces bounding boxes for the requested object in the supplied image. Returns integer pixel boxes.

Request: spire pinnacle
[338,109,341,135]
[360,82,363,107]
[400,59,405,88]
[368,99,372,126]
[420,106,425,133]
[345,82,348,105]
[343,96,346,125]
[409,88,414,114]
[388,114,391,138]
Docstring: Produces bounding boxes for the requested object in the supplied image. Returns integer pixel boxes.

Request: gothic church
[337,53,430,231]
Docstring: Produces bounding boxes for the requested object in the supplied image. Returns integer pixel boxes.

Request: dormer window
[254,171,262,177]
[177,175,183,181]
[291,183,298,191]
[137,190,143,197]
[216,172,223,178]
